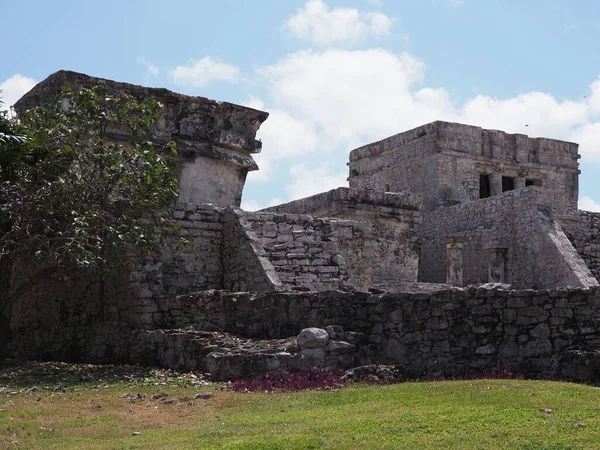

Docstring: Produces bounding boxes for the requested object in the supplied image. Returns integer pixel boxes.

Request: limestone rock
[296,328,329,349]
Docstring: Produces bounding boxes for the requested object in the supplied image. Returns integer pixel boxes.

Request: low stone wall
[163,285,600,380]
[5,274,600,381]
[263,187,421,222]
[0,202,226,359]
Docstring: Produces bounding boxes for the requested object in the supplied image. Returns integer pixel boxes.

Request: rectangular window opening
[479,174,491,199]
[502,176,514,192]
[525,179,542,187]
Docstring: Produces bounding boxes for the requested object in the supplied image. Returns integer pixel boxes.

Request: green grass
[2,378,600,449]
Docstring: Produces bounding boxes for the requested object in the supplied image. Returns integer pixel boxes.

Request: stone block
[475,344,496,355]
[326,340,355,354]
[296,328,329,348]
[325,325,345,340]
[530,323,550,339]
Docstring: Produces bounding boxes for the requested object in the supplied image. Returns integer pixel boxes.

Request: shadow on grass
[0,360,208,389]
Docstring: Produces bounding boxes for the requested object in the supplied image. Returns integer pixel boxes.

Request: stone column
[514,177,526,190]
[489,173,503,196]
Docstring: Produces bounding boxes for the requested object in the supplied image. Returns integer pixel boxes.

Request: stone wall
[149,285,600,380]
[243,208,420,292]
[263,187,421,222]
[260,188,422,290]
[0,202,228,360]
[5,255,600,382]
[15,70,269,207]
[156,203,225,296]
[243,212,354,291]
[417,187,597,289]
[222,208,283,292]
[560,210,600,283]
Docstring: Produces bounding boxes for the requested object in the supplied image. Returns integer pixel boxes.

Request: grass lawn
[1,363,600,449]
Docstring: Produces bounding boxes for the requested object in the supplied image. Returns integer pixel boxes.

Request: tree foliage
[0,92,30,182]
[0,86,179,273]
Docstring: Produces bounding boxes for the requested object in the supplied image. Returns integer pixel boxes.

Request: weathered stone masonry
[4,71,600,383]
[14,70,269,207]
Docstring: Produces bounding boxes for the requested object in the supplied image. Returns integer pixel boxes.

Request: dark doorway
[502,176,514,192]
[525,179,542,187]
[479,175,491,199]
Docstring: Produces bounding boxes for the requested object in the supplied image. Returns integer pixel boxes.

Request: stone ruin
[2,70,600,383]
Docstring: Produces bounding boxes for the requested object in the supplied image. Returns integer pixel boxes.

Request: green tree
[0,86,179,272]
[0,92,30,183]
[0,87,179,350]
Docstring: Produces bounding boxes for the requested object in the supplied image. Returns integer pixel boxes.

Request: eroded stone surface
[296,328,329,348]
[14,70,269,207]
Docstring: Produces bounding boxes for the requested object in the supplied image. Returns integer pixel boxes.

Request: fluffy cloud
[245,95,319,181]
[171,57,241,87]
[459,93,588,139]
[286,163,348,199]
[0,74,37,111]
[570,123,600,162]
[579,196,600,212]
[246,48,600,205]
[284,0,394,46]
[259,49,433,149]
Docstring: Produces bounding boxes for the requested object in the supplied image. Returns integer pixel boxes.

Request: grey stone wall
[259,188,422,290]
[5,253,600,382]
[243,212,354,291]
[560,210,600,283]
[242,208,420,291]
[153,285,600,380]
[348,121,580,211]
[137,203,225,302]
[0,202,227,360]
[15,70,269,207]
[417,187,597,289]
[263,187,421,222]
[222,208,283,292]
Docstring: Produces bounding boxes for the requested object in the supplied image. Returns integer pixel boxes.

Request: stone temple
[2,70,600,382]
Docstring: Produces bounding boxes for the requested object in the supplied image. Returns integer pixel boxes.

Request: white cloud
[587,78,600,117]
[171,56,241,87]
[137,57,159,77]
[284,0,394,46]
[0,74,37,111]
[579,196,600,212]
[570,123,600,162]
[247,47,600,204]
[244,95,319,181]
[286,163,348,199]
[241,197,283,212]
[459,92,588,138]
[259,49,432,149]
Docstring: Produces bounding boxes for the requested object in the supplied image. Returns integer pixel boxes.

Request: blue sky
[2,0,600,211]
